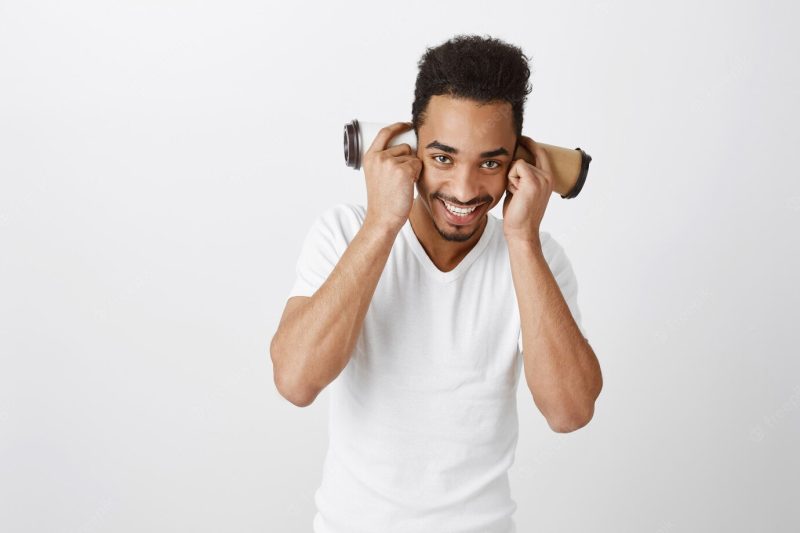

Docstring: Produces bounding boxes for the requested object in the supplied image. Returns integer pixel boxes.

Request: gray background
[1,0,798,531]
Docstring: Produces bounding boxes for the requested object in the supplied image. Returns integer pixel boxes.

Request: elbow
[547,402,596,434]
[270,337,318,408]
[543,360,602,433]
[274,371,317,407]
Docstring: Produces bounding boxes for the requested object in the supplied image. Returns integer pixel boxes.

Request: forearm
[507,237,603,431]
[272,218,398,403]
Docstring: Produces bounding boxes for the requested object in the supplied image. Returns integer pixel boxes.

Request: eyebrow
[425,140,510,158]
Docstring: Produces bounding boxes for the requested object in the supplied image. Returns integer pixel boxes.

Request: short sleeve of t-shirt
[518,233,588,353]
[287,203,363,300]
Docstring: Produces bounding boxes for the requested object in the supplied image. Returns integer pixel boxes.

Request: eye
[433,155,451,164]
[482,160,501,169]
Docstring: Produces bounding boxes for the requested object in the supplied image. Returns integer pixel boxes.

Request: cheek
[497,174,511,194]
[416,163,441,189]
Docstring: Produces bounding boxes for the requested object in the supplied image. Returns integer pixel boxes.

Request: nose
[447,166,484,205]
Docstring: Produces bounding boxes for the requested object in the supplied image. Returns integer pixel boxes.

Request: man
[270,34,603,533]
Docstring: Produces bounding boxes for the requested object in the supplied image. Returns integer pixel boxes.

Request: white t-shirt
[287,203,586,533]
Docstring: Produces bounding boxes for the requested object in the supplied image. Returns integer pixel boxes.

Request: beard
[415,179,491,243]
[431,214,482,242]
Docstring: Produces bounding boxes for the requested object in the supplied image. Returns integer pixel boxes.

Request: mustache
[434,194,492,207]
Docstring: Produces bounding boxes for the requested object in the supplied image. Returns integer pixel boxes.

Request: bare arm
[508,237,603,432]
[502,136,602,432]
[270,218,399,407]
[270,122,422,407]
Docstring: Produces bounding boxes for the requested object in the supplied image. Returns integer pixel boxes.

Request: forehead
[419,94,515,151]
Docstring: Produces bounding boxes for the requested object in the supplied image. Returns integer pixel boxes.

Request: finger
[367,121,414,154]
[382,142,414,157]
[508,158,552,195]
[526,138,552,176]
[393,154,418,164]
[518,138,553,190]
[507,157,522,181]
[520,163,549,179]
[402,158,423,180]
[507,158,534,183]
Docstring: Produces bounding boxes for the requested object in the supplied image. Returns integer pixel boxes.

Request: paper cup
[343,118,590,199]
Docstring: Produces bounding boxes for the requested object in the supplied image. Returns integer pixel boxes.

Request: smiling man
[408,94,516,266]
[270,34,603,533]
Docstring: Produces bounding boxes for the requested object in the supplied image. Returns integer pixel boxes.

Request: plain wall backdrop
[1,0,799,531]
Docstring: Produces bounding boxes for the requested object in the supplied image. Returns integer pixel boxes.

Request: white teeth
[442,200,477,216]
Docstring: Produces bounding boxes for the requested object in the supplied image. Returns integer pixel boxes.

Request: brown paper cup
[513,141,592,199]
[344,119,591,199]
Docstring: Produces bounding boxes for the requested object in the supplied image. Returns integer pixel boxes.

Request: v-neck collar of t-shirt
[400,213,497,283]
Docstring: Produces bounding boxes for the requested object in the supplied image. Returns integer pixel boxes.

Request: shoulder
[312,203,366,242]
[492,219,572,272]
[319,202,366,229]
[490,215,567,263]
[539,230,558,257]
[538,231,577,279]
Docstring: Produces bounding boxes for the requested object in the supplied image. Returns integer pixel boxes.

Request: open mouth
[437,198,486,225]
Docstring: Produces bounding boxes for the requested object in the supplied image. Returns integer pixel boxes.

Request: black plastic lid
[343,119,361,170]
[560,147,592,199]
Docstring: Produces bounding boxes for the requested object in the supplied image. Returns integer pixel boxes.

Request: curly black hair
[411,34,533,140]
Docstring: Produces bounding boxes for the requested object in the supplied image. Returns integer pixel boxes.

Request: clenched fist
[362,122,423,234]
